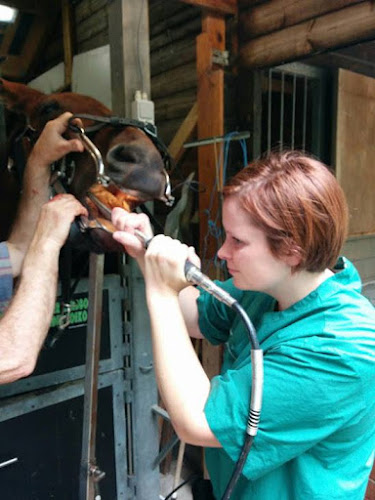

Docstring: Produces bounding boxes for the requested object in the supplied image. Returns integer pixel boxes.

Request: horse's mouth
[81,182,143,235]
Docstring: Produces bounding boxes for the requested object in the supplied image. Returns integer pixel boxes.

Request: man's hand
[29,194,88,254]
[27,112,84,170]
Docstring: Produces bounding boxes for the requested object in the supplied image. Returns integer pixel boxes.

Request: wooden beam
[197,13,226,383]
[1,11,52,80]
[197,13,225,276]
[61,0,74,88]
[238,0,266,7]
[239,0,365,40]
[179,0,237,15]
[309,49,375,80]
[239,1,375,69]
[168,101,198,166]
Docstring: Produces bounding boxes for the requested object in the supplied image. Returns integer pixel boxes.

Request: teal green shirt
[198,258,375,499]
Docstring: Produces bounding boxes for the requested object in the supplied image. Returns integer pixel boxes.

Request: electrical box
[131,90,155,124]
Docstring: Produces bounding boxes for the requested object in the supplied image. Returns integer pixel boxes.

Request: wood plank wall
[237,0,375,69]
[149,0,200,144]
[36,0,200,146]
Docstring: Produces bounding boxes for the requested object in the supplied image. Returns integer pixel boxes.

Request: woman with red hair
[113,151,375,500]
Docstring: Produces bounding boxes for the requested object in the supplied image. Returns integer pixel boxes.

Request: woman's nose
[217,241,228,261]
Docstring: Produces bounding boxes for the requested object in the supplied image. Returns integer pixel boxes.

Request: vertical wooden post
[61,0,73,88]
[197,13,225,381]
[197,13,225,278]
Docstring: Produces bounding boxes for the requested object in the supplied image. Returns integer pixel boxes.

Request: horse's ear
[0,78,44,116]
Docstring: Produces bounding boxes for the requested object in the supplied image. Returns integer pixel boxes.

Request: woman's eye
[233,237,242,245]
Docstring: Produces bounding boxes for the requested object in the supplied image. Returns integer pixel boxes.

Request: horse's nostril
[109,145,137,164]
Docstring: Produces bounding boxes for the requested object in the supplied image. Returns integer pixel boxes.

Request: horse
[0,78,173,252]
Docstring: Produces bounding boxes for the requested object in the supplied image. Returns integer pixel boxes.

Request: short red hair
[223,151,348,272]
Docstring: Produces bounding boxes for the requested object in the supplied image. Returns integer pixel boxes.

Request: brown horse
[0,78,173,252]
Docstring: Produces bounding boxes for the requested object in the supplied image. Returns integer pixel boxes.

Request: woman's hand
[144,234,200,295]
[111,208,154,260]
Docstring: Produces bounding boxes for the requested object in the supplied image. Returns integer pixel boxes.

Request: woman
[112,151,375,499]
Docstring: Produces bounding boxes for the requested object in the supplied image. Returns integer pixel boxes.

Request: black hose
[221,434,254,500]
[219,301,262,500]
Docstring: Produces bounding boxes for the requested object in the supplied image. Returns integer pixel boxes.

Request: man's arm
[0,194,87,384]
[6,112,84,277]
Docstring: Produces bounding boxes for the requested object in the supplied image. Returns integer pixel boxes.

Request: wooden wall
[237,0,375,70]
[35,0,200,147]
[149,0,200,145]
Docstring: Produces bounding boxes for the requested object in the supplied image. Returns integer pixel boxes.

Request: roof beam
[239,1,375,68]
[179,0,237,15]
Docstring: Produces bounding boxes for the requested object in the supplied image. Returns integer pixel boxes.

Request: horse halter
[67,113,175,206]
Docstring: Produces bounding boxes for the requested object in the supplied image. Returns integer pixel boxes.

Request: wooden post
[197,13,225,382]
[179,0,237,15]
[61,0,74,88]
[197,12,225,277]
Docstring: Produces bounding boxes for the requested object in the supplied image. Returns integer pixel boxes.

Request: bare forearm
[0,241,59,384]
[9,155,50,247]
[147,292,219,447]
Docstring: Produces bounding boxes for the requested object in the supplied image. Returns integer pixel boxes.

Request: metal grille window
[262,63,328,159]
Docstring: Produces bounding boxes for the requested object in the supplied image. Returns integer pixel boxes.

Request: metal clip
[58,302,71,330]
[212,49,229,67]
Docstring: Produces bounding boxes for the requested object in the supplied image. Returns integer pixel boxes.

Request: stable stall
[0,1,374,499]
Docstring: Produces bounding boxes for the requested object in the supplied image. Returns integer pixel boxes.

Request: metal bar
[79,253,105,500]
[267,69,272,153]
[184,131,250,148]
[152,433,180,469]
[112,371,128,499]
[0,458,18,469]
[280,71,285,151]
[151,404,171,421]
[302,76,308,151]
[291,74,296,149]
[0,372,118,423]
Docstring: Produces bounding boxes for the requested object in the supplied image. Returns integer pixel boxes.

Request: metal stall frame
[0,274,125,399]
[0,370,129,498]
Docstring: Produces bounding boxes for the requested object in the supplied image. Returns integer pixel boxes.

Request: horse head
[0,78,173,252]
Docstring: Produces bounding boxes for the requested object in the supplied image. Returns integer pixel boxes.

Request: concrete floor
[160,467,193,500]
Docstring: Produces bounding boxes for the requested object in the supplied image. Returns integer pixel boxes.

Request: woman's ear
[283,246,303,268]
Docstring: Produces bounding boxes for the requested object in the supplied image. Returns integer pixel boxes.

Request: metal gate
[261,62,329,160]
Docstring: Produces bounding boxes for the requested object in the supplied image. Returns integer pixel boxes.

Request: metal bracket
[212,48,229,67]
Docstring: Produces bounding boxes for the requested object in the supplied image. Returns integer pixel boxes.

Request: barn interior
[0,1,375,499]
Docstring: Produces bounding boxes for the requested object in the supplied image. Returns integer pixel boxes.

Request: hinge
[127,476,136,498]
[123,367,133,380]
